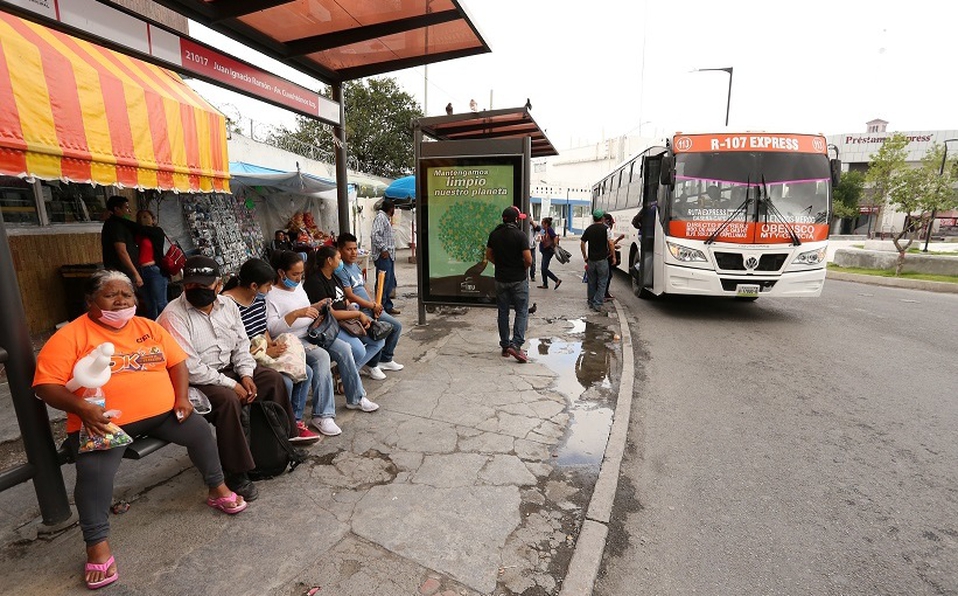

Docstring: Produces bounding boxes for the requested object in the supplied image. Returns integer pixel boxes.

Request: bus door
[636,154,662,291]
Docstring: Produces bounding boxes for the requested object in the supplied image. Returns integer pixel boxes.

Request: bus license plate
[736,284,760,297]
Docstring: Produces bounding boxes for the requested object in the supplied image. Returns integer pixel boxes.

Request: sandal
[85,555,118,590]
[207,491,248,515]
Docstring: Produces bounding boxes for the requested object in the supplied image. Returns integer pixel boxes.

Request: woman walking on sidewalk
[536,217,562,290]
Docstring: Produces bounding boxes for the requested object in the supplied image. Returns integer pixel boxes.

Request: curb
[559,300,634,596]
[826,270,958,294]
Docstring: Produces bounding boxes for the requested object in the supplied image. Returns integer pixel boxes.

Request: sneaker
[346,397,380,412]
[312,417,341,436]
[378,360,404,371]
[290,421,320,444]
[362,365,387,380]
[505,346,528,363]
[536,284,549,289]
[386,308,401,315]
[501,347,509,357]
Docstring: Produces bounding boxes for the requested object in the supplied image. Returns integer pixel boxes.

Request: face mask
[334,261,345,274]
[282,276,300,290]
[98,305,137,329]
[185,287,217,308]
[256,291,269,299]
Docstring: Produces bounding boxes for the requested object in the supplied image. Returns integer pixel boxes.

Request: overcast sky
[188,0,958,152]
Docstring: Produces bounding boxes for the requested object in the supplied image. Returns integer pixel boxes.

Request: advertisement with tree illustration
[419,156,523,304]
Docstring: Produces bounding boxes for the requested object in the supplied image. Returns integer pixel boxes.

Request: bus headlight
[667,242,708,263]
[794,248,826,265]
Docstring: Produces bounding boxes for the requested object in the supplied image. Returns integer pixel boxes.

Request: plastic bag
[77,391,132,453]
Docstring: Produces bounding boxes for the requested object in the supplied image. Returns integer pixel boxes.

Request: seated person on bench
[158,256,296,504]
[34,269,245,591]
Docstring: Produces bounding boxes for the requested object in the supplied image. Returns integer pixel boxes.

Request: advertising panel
[419,155,523,304]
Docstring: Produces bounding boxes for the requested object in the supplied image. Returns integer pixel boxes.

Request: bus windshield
[670,152,831,242]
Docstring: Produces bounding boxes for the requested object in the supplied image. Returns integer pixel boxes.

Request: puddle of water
[528,318,616,467]
[555,408,614,466]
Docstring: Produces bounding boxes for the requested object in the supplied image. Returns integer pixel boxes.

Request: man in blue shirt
[335,233,404,372]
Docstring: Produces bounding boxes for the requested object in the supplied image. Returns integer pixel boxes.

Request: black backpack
[241,401,305,480]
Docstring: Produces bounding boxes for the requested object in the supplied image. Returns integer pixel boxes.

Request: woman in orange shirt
[33,270,245,590]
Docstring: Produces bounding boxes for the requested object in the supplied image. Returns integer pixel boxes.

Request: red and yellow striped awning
[0,12,229,193]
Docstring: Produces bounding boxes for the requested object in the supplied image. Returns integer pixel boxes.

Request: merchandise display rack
[181,194,265,275]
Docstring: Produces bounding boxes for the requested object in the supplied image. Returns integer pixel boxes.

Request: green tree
[883,143,958,274]
[269,77,423,178]
[832,169,865,221]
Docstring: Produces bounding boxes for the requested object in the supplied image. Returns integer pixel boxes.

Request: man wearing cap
[158,256,297,501]
[581,210,617,312]
[485,206,533,363]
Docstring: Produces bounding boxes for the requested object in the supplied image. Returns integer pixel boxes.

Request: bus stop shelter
[0,0,491,530]
[412,107,557,323]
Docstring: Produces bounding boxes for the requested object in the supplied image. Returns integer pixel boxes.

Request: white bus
[592,132,840,299]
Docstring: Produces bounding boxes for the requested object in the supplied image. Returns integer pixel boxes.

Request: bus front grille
[714,252,789,272]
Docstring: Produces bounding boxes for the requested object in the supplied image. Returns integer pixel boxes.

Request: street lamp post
[923,138,958,252]
[693,67,733,126]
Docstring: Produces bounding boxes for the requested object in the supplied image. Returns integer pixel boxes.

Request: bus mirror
[830,159,842,187]
[660,156,674,187]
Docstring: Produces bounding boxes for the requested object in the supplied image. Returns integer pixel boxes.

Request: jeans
[375,255,397,311]
[361,309,402,363]
[298,339,336,418]
[139,264,168,319]
[336,329,385,368]
[540,249,560,287]
[281,367,314,422]
[586,259,610,310]
[324,336,366,406]
[495,279,529,350]
[530,245,537,280]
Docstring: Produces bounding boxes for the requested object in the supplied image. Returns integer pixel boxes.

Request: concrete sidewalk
[0,247,627,596]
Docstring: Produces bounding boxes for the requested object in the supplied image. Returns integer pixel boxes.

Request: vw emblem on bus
[744,256,759,270]
[675,137,693,152]
[812,137,826,152]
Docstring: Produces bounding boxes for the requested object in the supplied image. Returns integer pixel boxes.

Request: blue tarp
[228,161,344,195]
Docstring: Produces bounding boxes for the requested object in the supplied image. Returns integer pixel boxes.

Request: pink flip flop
[85,555,118,590]
[207,491,247,514]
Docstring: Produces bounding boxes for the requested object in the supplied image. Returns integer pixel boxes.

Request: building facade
[827,121,958,237]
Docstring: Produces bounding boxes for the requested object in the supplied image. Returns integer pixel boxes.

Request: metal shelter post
[414,121,427,326]
[0,215,71,526]
[333,83,350,235]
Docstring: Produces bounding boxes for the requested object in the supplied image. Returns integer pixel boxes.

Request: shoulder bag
[368,319,394,341]
[339,315,367,338]
[160,235,187,277]
[305,303,339,348]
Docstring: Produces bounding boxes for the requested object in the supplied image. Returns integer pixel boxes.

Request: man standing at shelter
[371,199,400,315]
[101,196,143,288]
[158,256,297,502]
[581,210,616,312]
[486,206,533,363]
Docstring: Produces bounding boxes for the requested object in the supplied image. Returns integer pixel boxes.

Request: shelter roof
[151,0,490,83]
[417,108,558,158]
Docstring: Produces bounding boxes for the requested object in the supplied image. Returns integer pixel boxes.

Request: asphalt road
[596,274,958,596]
